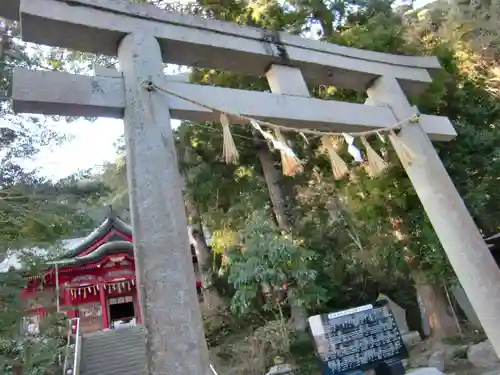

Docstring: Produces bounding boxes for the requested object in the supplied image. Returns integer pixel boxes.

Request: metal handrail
[73,317,82,375]
[62,318,81,375]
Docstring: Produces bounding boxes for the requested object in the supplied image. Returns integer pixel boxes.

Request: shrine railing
[62,318,81,375]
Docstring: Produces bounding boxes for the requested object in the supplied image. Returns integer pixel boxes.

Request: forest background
[0,0,499,373]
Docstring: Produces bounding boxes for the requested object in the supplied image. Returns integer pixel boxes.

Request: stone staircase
[79,325,146,375]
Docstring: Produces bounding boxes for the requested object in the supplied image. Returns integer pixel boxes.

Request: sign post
[308,301,408,375]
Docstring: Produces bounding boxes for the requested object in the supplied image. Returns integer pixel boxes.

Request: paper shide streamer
[142,80,420,179]
[226,115,417,179]
[273,128,303,176]
[229,114,416,178]
[251,120,303,176]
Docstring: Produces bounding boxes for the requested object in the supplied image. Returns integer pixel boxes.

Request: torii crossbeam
[3,0,500,373]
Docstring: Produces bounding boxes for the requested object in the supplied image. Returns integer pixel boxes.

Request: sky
[24,0,434,180]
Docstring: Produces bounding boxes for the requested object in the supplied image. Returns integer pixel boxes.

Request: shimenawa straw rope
[141,80,420,173]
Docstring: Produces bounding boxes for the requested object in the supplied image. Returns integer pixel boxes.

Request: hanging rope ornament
[342,133,363,162]
[321,136,348,180]
[360,136,388,177]
[220,113,239,164]
[388,130,416,166]
[274,128,303,176]
[143,80,423,178]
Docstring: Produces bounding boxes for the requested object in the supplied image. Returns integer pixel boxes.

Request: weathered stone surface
[477,369,500,375]
[412,352,431,369]
[11,68,457,141]
[407,367,445,375]
[368,75,500,358]
[266,363,294,375]
[1,0,19,20]
[428,350,446,372]
[468,341,500,369]
[9,0,441,95]
[408,341,471,372]
[377,294,409,334]
[118,32,210,375]
[451,283,481,328]
[403,331,423,348]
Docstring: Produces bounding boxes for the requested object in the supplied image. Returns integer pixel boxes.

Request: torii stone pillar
[367,76,500,351]
[118,32,210,375]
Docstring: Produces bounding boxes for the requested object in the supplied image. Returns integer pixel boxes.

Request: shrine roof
[0,212,208,272]
[56,240,133,266]
[61,212,132,259]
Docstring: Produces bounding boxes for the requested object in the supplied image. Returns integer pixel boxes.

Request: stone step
[82,355,144,366]
[82,356,145,373]
[82,334,144,346]
[81,366,145,375]
[82,347,144,358]
[81,347,144,362]
[82,345,144,357]
[82,349,144,359]
[84,336,145,344]
[83,335,144,344]
[81,350,145,365]
[84,326,145,337]
[82,340,145,351]
[79,326,146,375]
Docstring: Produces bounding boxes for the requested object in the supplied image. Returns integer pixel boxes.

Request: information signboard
[308,300,408,375]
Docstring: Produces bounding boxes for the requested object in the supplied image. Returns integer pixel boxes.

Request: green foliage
[0,318,68,375]
[228,211,326,315]
[0,265,68,375]
[0,17,102,375]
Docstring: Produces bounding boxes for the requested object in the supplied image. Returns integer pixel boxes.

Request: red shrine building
[19,213,203,334]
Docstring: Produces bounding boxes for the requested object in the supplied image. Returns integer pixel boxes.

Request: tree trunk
[257,146,292,232]
[288,289,307,331]
[191,224,224,310]
[181,171,224,310]
[13,363,23,375]
[257,145,307,331]
[414,280,459,339]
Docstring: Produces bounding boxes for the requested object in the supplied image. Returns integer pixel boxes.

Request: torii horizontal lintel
[2,0,440,96]
[12,68,456,141]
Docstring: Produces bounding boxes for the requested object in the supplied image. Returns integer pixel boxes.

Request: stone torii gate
[3,0,500,373]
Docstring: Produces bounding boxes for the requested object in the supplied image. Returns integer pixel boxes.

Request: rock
[266,363,294,375]
[407,367,445,375]
[412,356,429,368]
[448,344,469,360]
[430,342,462,362]
[377,294,409,334]
[478,370,500,375]
[402,359,409,369]
[428,350,446,372]
[403,331,422,348]
[468,340,500,369]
